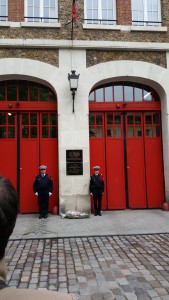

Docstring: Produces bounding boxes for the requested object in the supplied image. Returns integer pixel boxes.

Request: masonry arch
[84,60,169,208]
[0,58,61,213]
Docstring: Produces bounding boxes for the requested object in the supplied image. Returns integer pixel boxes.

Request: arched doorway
[89,81,165,209]
[0,80,58,213]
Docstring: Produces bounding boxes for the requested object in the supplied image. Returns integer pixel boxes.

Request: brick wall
[0,0,167,43]
[116,0,132,25]
[0,0,166,46]
[7,0,132,25]
[0,49,59,67]
[8,0,24,22]
[86,50,166,68]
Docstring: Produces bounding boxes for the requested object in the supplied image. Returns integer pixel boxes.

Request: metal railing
[24,16,59,23]
[84,18,117,25]
[132,20,162,26]
[0,16,8,21]
[84,18,162,26]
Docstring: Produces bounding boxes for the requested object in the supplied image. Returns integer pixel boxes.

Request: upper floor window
[89,82,160,103]
[0,0,7,21]
[132,0,161,26]
[0,80,57,102]
[84,0,116,25]
[25,0,58,23]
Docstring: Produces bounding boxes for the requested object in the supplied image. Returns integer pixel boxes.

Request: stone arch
[82,60,169,201]
[0,58,61,95]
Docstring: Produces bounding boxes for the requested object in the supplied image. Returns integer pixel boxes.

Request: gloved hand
[49,192,52,196]
[35,192,38,196]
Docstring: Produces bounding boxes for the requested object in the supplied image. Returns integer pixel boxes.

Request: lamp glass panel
[70,78,78,90]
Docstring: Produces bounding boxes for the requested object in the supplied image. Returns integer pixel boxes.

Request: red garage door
[89,82,165,209]
[0,80,58,213]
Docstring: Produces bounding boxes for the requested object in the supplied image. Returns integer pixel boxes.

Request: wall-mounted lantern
[68,70,80,113]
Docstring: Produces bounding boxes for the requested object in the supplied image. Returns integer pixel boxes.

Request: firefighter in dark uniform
[33,165,53,219]
[90,166,104,216]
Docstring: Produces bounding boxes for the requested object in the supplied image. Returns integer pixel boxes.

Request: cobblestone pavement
[6,234,169,300]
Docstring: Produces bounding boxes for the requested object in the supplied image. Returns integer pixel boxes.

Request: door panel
[20,112,58,213]
[144,113,165,208]
[0,112,17,188]
[20,113,39,212]
[126,139,147,208]
[40,113,58,212]
[90,111,165,210]
[106,113,126,209]
[0,80,58,213]
[126,113,147,208]
[89,113,107,209]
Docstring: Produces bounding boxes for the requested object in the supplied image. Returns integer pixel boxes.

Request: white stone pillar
[163,52,169,202]
[57,49,91,214]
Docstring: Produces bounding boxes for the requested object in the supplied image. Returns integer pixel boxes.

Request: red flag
[72,0,77,22]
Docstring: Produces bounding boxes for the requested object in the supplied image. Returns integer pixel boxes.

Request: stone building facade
[0,0,169,214]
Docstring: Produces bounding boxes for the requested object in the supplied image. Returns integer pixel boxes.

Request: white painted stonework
[0,52,169,212]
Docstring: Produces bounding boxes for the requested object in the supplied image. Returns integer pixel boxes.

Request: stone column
[163,52,169,202]
[58,49,91,214]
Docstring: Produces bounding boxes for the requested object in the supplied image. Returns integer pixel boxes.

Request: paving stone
[147,289,159,297]
[91,293,103,300]
[121,284,133,293]
[155,288,168,296]
[124,293,138,300]
[79,296,92,300]
[5,231,169,299]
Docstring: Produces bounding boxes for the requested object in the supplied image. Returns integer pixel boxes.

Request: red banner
[72,0,77,22]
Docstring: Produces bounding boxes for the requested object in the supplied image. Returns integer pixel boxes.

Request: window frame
[84,0,116,25]
[24,0,58,23]
[0,0,8,21]
[132,0,161,26]
[89,82,160,104]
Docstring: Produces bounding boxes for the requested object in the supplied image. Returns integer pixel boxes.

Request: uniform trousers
[93,190,102,213]
[38,191,49,217]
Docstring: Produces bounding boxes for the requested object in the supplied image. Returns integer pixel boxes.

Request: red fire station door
[0,112,58,213]
[105,113,126,209]
[90,111,165,210]
[0,112,17,188]
[126,113,147,208]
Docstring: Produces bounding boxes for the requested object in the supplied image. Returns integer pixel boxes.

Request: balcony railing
[0,16,8,21]
[84,18,117,25]
[24,16,59,23]
[132,20,162,26]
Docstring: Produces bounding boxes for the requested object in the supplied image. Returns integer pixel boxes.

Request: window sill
[0,21,61,28]
[83,24,120,31]
[131,25,167,32]
[21,22,61,28]
[0,21,10,27]
[83,24,167,32]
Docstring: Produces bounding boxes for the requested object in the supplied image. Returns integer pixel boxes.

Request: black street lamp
[68,70,80,113]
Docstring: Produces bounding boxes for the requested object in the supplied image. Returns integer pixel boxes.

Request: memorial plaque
[66,150,83,175]
[66,150,83,162]
[66,162,83,175]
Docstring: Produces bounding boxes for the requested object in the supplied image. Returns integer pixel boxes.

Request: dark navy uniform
[33,174,53,218]
[90,173,104,216]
